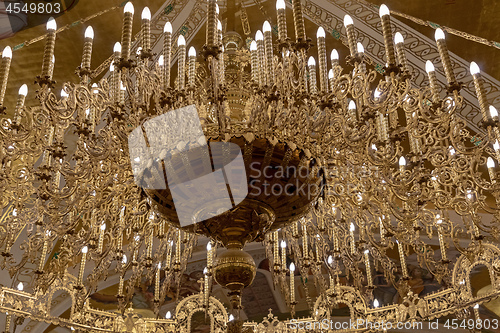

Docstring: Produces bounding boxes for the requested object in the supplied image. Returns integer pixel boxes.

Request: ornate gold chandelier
[0,0,500,332]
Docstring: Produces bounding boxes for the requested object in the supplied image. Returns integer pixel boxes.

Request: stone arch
[175,294,227,332]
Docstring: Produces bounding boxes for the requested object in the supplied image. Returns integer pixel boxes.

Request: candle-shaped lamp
[276,0,287,41]
[316,27,327,92]
[155,262,161,301]
[394,32,407,71]
[379,4,396,66]
[163,22,172,90]
[121,2,134,61]
[425,60,440,102]
[349,222,356,254]
[81,26,94,71]
[435,217,448,261]
[250,41,259,83]
[487,157,496,183]
[78,246,88,285]
[255,30,266,86]
[281,240,287,271]
[97,223,106,253]
[188,47,196,87]
[14,84,28,124]
[434,28,456,85]
[206,0,217,46]
[343,15,356,56]
[177,35,186,89]
[308,56,317,94]
[263,21,274,86]
[364,249,373,287]
[348,100,357,123]
[291,0,305,41]
[399,156,406,172]
[141,7,151,51]
[0,46,12,105]
[470,61,490,122]
[41,17,57,79]
[206,242,213,269]
[289,262,295,303]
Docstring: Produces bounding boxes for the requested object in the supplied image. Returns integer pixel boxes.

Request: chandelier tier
[0,0,500,332]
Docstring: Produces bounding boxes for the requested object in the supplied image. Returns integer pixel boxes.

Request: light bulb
[217,20,222,32]
[203,267,208,274]
[317,27,325,38]
[434,28,445,41]
[157,262,161,269]
[113,42,122,53]
[229,314,234,321]
[18,84,28,96]
[82,246,88,254]
[308,56,316,66]
[357,42,364,53]
[344,15,353,27]
[276,0,286,10]
[494,141,500,151]
[164,22,172,33]
[379,4,390,17]
[374,88,381,99]
[364,249,369,254]
[92,83,98,94]
[373,299,380,308]
[177,35,186,46]
[61,89,69,98]
[425,60,435,73]
[371,143,377,151]
[255,30,264,41]
[46,17,57,30]
[158,55,164,66]
[166,311,172,319]
[474,304,479,309]
[122,254,127,264]
[350,223,355,232]
[141,7,151,20]
[17,282,23,291]
[100,223,106,231]
[399,156,406,166]
[2,46,12,59]
[124,2,134,14]
[449,146,455,155]
[488,157,496,168]
[110,63,115,72]
[84,26,94,39]
[250,41,257,51]
[328,69,334,79]
[120,81,126,91]
[289,262,295,272]
[85,108,90,116]
[489,105,499,119]
[348,100,356,110]
[331,49,339,61]
[216,4,219,14]
[281,240,286,248]
[327,255,333,264]
[206,242,212,251]
[263,21,272,33]
[470,61,480,75]
[136,47,142,55]
[188,46,196,57]
[394,32,404,44]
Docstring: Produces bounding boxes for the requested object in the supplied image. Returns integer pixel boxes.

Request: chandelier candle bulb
[273,231,279,270]
[399,156,406,172]
[41,17,57,79]
[97,223,106,253]
[356,42,366,72]
[177,35,186,90]
[207,242,213,268]
[291,0,306,41]
[255,30,266,86]
[308,56,317,94]
[316,27,328,92]
[280,240,287,271]
[328,69,334,92]
[343,15,357,56]
[78,246,88,286]
[474,304,480,319]
[81,26,94,71]
[276,0,287,41]
[469,62,490,121]
[206,0,217,46]
[436,218,448,261]
[0,46,12,105]
[364,250,373,287]
[14,84,28,123]
[163,22,172,90]
[188,47,196,87]
[141,7,151,51]
[330,49,339,67]
[425,60,440,102]
[263,21,274,86]
[250,41,259,83]
[434,28,456,85]
[37,233,49,273]
[121,3,134,61]
[379,4,396,66]
[487,157,496,182]
[394,32,407,71]
[348,100,357,123]
[155,263,161,301]
[397,241,408,278]
[349,223,356,254]
[289,263,295,303]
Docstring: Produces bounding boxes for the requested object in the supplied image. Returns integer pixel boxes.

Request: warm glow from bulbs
[399,156,406,166]
[2,46,12,59]
[289,262,295,272]
[281,240,286,248]
[177,35,186,46]
[141,7,151,20]
[188,47,196,57]
[489,105,498,119]
[46,17,57,30]
[124,2,134,14]
[328,69,334,79]
[331,49,339,61]
[113,42,122,53]
[344,15,353,27]
[379,4,390,17]
[470,61,480,75]
[263,21,272,33]
[308,56,316,67]
[276,0,286,10]
[425,60,435,73]
[357,42,364,53]
[158,55,164,66]
[84,26,94,39]
[255,30,264,41]
[316,27,325,38]
[82,246,88,254]
[394,32,404,44]
[348,100,356,110]
[487,157,495,169]
[434,28,445,41]
[250,41,257,51]
[164,22,172,33]
[18,84,28,97]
